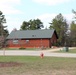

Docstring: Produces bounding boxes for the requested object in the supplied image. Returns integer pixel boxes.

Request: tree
[20,19,44,30]
[49,13,68,46]
[20,21,30,30]
[70,21,76,46]
[0,11,8,36]
[0,11,6,24]
[69,9,76,47]
[0,11,9,48]
[72,9,76,19]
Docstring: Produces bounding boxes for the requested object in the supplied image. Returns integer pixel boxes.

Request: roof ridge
[17,29,54,31]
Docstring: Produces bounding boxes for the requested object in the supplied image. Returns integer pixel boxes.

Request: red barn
[6,29,58,48]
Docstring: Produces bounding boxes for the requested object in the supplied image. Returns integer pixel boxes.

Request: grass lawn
[0,56,76,75]
[56,48,76,53]
[2,47,50,50]
[4,48,39,50]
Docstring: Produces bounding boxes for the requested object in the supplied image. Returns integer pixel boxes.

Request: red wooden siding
[7,39,50,48]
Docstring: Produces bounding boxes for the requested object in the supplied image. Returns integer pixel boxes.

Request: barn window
[13,40,19,44]
[26,40,29,43]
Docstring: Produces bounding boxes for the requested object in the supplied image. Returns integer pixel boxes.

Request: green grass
[56,49,76,53]
[0,56,76,75]
[3,47,50,50]
[4,48,39,50]
[0,48,19,50]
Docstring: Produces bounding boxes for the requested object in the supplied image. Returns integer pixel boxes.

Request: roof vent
[32,35,36,37]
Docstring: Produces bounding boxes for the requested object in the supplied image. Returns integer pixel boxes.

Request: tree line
[0,10,76,47]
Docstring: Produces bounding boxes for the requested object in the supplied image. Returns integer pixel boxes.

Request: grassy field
[0,56,76,75]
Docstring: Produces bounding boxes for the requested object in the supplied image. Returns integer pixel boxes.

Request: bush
[19,47,26,50]
[52,42,60,47]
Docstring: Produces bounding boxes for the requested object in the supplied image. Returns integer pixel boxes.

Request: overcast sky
[0,0,76,32]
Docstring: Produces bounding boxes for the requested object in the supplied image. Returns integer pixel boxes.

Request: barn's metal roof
[7,29,57,39]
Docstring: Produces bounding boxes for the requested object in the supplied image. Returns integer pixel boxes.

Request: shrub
[19,47,26,50]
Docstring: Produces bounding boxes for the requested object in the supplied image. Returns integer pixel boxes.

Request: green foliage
[52,42,60,47]
[70,21,76,46]
[0,11,9,36]
[72,9,76,19]
[4,29,9,36]
[20,19,44,30]
[67,9,76,47]
[0,11,9,48]
[71,21,76,30]
[20,21,29,30]
[0,11,6,24]
[49,13,68,46]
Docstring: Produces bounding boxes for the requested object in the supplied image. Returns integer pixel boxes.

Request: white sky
[0,0,76,32]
